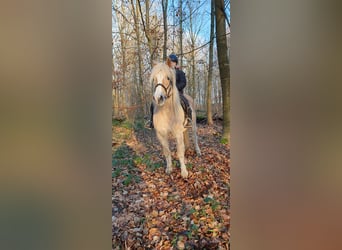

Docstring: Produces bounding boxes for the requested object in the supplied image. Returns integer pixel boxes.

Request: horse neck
[171,84,183,117]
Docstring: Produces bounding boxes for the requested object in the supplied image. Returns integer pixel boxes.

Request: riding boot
[180,94,192,128]
[150,103,154,128]
[186,106,192,127]
[145,103,154,129]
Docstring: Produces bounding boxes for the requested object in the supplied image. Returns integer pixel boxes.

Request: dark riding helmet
[169,54,178,64]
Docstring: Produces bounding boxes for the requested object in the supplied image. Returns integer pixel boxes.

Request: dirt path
[112,120,230,249]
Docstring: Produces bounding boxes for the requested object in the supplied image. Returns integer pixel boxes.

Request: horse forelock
[150,63,175,85]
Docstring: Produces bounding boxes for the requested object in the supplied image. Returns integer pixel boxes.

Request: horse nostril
[158,95,165,103]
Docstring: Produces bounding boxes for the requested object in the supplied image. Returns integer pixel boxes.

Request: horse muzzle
[153,94,166,106]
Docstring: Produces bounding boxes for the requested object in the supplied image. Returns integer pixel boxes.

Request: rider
[146,53,192,129]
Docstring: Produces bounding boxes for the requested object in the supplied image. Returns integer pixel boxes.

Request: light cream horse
[150,59,201,178]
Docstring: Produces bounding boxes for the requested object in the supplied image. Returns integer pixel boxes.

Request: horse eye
[167,77,170,81]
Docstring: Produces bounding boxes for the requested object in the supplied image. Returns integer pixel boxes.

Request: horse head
[150,61,175,106]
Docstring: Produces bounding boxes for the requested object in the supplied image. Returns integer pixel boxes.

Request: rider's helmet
[168,54,178,64]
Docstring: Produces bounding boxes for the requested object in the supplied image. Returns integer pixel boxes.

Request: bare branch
[112,5,131,24]
[137,0,151,44]
[180,32,230,56]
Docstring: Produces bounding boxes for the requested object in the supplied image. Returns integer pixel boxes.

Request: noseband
[154,78,172,98]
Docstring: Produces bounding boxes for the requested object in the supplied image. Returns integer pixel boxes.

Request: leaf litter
[113,120,230,249]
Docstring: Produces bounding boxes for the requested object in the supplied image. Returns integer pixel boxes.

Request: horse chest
[154,109,183,131]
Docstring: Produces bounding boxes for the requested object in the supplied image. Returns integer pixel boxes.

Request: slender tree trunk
[146,0,155,66]
[215,0,230,142]
[162,0,168,61]
[207,0,215,125]
[137,0,154,67]
[171,0,175,50]
[192,47,195,99]
[117,4,127,118]
[112,56,119,118]
[188,1,195,99]
[179,0,183,67]
[131,0,145,114]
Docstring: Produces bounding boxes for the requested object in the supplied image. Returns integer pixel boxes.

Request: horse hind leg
[156,132,172,174]
[192,113,201,156]
[175,133,188,178]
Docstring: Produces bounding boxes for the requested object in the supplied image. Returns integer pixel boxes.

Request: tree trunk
[117,4,127,118]
[131,0,145,114]
[179,0,183,67]
[137,0,154,67]
[188,1,196,99]
[215,0,230,142]
[162,0,168,61]
[206,0,215,125]
[192,49,196,99]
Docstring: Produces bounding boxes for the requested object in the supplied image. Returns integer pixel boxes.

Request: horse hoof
[196,150,201,156]
[165,168,172,174]
[181,170,188,178]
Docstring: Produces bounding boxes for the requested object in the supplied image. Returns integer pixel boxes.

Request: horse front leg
[183,130,190,150]
[156,132,172,174]
[175,133,188,178]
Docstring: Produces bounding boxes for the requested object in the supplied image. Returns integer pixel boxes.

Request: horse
[150,58,201,178]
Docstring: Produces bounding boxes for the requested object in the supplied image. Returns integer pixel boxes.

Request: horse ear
[166,57,172,68]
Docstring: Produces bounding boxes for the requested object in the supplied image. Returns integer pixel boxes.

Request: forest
[112,0,230,249]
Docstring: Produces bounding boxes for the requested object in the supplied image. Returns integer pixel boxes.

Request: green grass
[112,119,122,127]
[148,162,163,171]
[172,211,181,220]
[122,174,133,186]
[133,154,150,165]
[171,236,178,247]
[112,158,134,167]
[133,119,145,131]
[112,168,122,178]
[134,154,163,172]
[220,138,229,144]
[187,223,199,239]
[172,160,180,168]
[199,208,207,217]
[112,143,141,186]
[112,118,133,129]
[188,208,196,215]
[122,173,141,186]
[113,144,131,159]
[204,196,220,211]
[113,118,147,132]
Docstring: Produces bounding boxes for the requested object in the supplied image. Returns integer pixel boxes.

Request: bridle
[154,76,173,99]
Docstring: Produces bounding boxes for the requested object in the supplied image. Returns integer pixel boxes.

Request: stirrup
[184,118,192,128]
[144,120,153,129]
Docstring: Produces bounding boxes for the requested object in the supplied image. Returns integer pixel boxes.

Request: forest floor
[112,118,230,250]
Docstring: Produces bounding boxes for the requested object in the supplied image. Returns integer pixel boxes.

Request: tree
[162,0,168,61]
[130,0,147,115]
[183,0,205,101]
[179,0,183,67]
[112,0,228,123]
[137,0,154,66]
[215,0,230,142]
[206,0,215,125]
